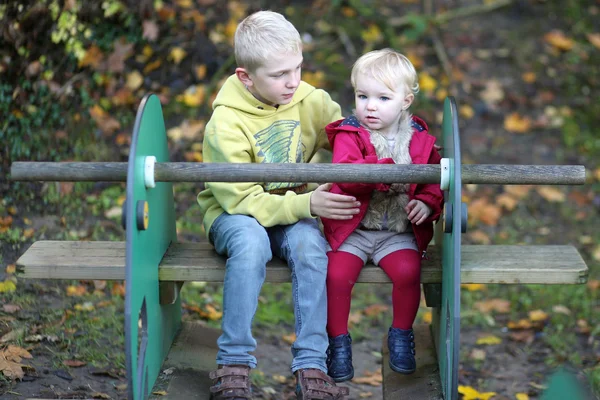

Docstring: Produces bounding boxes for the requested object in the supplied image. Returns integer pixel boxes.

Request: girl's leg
[326,251,364,337]
[378,249,422,330]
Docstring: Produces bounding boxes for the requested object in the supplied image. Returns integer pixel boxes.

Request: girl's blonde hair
[351,48,419,94]
[234,11,302,72]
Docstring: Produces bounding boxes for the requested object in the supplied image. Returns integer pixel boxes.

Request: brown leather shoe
[295,368,350,399]
[209,364,253,399]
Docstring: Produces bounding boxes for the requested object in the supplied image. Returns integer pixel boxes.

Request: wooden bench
[11,95,589,399]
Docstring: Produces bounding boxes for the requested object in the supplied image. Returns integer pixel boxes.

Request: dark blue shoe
[326,333,354,382]
[388,327,416,374]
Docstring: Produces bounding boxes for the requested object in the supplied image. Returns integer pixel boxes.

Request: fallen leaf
[195,64,207,80]
[5,264,16,274]
[587,33,600,49]
[419,72,437,93]
[282,333,296,345]
[509,330,535,344]
[504,112,532,133]
[4,345,33,362]
[480,79,504,107]
[536,186,565,202]
[552,305,571,315]
[544,30,575,51]
[352,369,382,386]
[0,328,25,343]
[522,72,536,83]
[458,385,496,400]
[92,393,111,399]
[0,280,17,293]
[177,85,205,107]
[66,285,88,297]
[107,38,134,73]
[126,71,144,91]
[476,335,502,345]
[461,283,486,292]
[272,374,287,383]
[576,319,591,334]
[2,304,20,313]
[587,279,600,291]
[142,20,159,41]
[143,59,162,74]
[74,302,95,312]
[64,360,87,367]
[421,310,432,324]
[528,310,548,322]
[89,104,121,135]
[504,185,532,199]
[169,47,187,64]
[363,304,389,317]
[507,319,533,330]
[497,193,518,211]
[516,393,530,400]
[469,230,491,245]
[474,299,511,314]
[469,348,486,361]
[79,45,104,68]
[348,312,363,327]
[152,390,167,396]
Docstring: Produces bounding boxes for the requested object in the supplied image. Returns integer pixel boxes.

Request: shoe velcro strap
[209,380,251,393]
[209,366,250,379]
[299,369,335,384]
[306,384,351,397]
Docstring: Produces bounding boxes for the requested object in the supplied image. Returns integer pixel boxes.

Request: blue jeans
[209,213,329,373]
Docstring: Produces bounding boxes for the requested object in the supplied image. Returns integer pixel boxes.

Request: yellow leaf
[195,64,207,80]
[74,302,95,312]
[152,390,168,396]
[419,72,437,93]
[504,112,531,133]
[272,374,288,383]
[458,385,496,400]
[282,333,296,345]
[435,88,448,102]
[143,59,162,74]
[476,335,502,345]
[470,348,486,361]
[303,71,325,88]
[528,309,548,322]
[522,72,536,83]
[544,30,575,51]
[460,104,475,119]
[592,246,600,262]
[461,283,486,292]
[516,394,529,400]
[536,186,565,202]
[176,85,205,107]
[497,193,518,211]
[469,230,491,245]
[0,280,17,293]
[421,310,432,324]
[169,47,187,65]
[341,6,357,17]
[23,228,35,239]
[7,206,17,215]
[175,0,192,7]
[66,285,87,297]
[507,319,533,330]
[474,299,511,314]
[361,24,383,44]
[79,45,104,68]
[587,33,600,50]
[5,264,16,274]
[224,18,237,41]
[126,71,144,91]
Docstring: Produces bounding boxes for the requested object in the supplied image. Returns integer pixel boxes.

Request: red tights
[326,249,422,337]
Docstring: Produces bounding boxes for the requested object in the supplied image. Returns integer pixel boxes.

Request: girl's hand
[405,199,431,225]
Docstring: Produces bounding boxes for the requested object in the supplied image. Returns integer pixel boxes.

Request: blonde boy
[198,10,353,400]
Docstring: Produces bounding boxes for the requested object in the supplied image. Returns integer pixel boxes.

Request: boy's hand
[310,183,361,220]
[405,199,432,225]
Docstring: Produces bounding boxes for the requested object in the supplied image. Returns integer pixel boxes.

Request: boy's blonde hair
[351,48,419,94]
[234,11,302,72]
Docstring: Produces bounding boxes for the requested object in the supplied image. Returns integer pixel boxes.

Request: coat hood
[212,74,317,117]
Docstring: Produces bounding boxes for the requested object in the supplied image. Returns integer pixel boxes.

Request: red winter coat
[321,115,444,256]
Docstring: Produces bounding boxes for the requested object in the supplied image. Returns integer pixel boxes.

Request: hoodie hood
[212,74,317,117]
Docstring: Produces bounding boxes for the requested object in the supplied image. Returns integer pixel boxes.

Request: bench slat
[16,241,588,284]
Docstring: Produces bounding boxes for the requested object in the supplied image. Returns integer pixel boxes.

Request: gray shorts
[326,228,418,265]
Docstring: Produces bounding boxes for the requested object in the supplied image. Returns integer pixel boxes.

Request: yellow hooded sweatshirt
[197,74,342,237]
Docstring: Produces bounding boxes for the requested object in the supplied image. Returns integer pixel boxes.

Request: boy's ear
[235,67,254,87]
[403,93,414,110]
